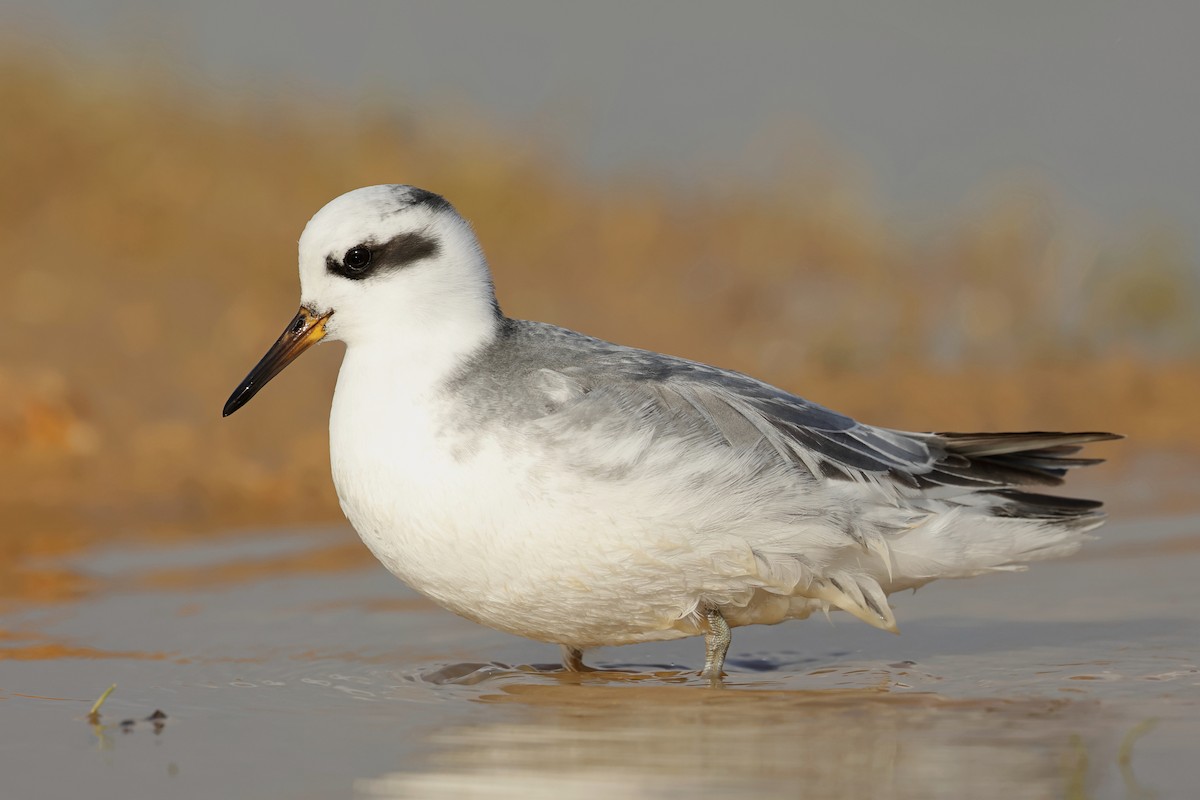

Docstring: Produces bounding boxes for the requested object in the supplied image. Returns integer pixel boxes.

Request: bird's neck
[338,305,503,401]
[328,306,503,509]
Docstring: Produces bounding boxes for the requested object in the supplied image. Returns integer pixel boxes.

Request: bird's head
[223,185,499,417]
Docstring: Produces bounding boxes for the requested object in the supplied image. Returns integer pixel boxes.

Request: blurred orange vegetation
[1,54,1197,589]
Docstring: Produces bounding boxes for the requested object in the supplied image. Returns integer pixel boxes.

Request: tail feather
[873,432,1118,595]
[918,431,1122,488]
[936,431,1119,458]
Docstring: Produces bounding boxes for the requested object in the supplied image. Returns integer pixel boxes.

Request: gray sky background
[6,1,1199,250]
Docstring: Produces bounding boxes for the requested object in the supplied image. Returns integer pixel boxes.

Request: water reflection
[358,683,1104,799]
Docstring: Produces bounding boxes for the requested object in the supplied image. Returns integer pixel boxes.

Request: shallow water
[2,514,1198,799]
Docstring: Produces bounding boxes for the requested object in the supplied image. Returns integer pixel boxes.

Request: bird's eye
[343,245,372,272]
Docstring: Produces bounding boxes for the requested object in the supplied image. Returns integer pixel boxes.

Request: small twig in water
[87,683,117,723]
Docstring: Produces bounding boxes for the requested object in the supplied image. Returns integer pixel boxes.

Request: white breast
[328,347,597,640]
[330,348,506,600]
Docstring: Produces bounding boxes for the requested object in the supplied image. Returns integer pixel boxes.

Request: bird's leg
[701,608,731,682]
[560,644,592,672]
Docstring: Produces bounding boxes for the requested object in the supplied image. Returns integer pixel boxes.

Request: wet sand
[3,506,1198,799]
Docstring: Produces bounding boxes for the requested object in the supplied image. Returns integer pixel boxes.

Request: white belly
[329,363,709,647]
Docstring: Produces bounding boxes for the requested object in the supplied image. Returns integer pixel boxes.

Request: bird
[223,184,1118,680]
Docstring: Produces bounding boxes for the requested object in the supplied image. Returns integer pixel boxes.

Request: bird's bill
[222,306,332,417]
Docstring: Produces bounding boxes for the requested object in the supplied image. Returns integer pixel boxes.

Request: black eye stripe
[325,231,440,281]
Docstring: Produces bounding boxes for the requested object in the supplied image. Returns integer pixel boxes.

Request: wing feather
[507,322,1118,493]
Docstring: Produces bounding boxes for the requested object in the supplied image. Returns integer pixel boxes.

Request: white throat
[338,301,501,395]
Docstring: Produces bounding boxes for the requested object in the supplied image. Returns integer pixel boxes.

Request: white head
[224,185,502,416]
[297,185,499,346]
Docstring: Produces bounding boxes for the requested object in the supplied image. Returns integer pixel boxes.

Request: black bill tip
[222,381,258,417]
[222,307,331,417]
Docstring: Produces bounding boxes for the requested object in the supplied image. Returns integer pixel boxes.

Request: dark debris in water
[110,711,168,735]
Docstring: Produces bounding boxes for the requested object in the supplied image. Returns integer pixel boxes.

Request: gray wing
[651,361,946,485]
[478,321,1116,492]
[648,361,1115,490]
[522,332,1114,491]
